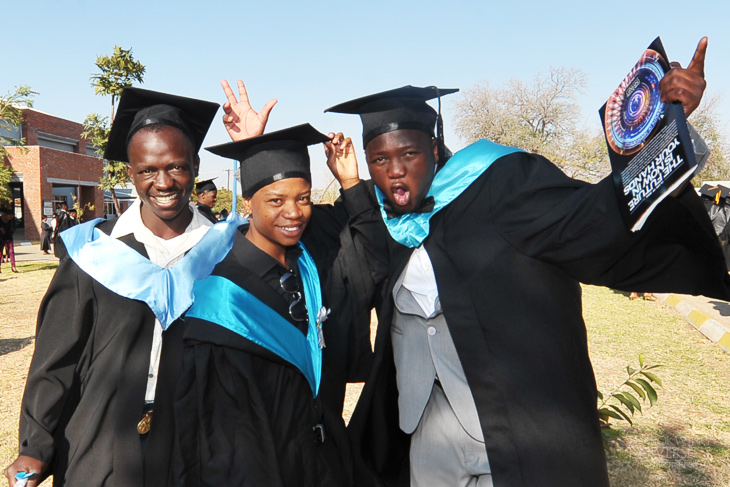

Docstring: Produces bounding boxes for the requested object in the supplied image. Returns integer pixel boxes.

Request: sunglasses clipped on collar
[280,272,308,322]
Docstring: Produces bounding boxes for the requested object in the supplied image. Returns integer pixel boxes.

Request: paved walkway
[8,229,58,263]
[656,292,730,355]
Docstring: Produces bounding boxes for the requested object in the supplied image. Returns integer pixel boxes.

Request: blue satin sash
[60,213,244,329]
[185,242,324,397]
[375,139,523,248]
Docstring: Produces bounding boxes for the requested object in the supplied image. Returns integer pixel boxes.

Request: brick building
[1,108,105,240]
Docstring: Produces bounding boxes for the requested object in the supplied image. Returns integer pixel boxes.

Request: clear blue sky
[4,0,729,190]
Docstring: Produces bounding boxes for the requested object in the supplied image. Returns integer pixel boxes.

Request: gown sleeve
[18,259,95,466]
[485,151,730,299]
[304,181,389,409]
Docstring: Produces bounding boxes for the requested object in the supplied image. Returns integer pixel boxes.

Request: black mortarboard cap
[196,178,217,194]
[205,124,329,198]
[104,87,220,163]
[699,184,730,204]
[325,85,458,148]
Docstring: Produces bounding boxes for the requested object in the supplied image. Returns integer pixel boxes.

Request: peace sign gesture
[221,79,278,141]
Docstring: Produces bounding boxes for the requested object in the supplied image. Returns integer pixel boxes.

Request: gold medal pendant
[137,410,154,435]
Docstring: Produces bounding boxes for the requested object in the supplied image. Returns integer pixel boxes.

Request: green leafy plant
[1,85,36,203]
[84,46,145,215]
[71,195,95,220]
[597,354,662,450]
[81,113,129,209]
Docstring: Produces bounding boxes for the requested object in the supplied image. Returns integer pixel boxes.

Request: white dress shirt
[110,199,214,403]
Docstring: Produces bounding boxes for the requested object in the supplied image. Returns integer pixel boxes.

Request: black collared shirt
[234,232,309,334]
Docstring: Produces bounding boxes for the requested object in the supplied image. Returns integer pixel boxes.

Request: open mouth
[391,187,411,207]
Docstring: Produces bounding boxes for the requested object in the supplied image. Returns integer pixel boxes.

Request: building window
[0,119,22,144]
[104,200,116,217]
[52,188,76,211]
[38,132,78,153]
[86,143,100,157]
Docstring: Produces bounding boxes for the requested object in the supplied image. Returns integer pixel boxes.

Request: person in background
[0,210,18,273]
[67,209,79,226]
[52,202,73,258]
[195,178,218,223]
[40,216,52,255]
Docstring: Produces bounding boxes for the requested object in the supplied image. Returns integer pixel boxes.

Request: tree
[81,113,131,213]
[0,85,35,203]
[312,175,342,204]
[84,46,146,214]
[0,164,12,205]
[688,93,730,183]
[91,46,146,120]
[453,68,611,182]
[209,187,242,215]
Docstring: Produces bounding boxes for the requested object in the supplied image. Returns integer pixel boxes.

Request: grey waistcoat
[391,266,484,440]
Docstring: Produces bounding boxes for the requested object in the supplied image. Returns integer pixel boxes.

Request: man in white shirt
[4,87,226,487]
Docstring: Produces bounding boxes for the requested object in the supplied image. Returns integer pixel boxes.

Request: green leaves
[635,378,658,406]
[86,46,145,214]
[597,356,663,451]
[1,85,36,202]
[210,188,242,215]
[90,45,146,102]
[81,112,110,156]
[640,370,663,387]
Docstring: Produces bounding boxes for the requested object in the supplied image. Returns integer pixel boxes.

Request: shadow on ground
[0,337,34,356]
[708,300,730,317]
[17,263,58,272]
[607,424,729,487]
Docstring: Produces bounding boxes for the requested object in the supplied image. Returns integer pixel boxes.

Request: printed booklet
[599,37,697,231]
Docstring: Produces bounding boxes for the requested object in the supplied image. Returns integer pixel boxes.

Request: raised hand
[324,133,360,190]
[221,80,277,141]
[659,37,708,118]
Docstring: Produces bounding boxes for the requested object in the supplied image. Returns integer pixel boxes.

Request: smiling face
[126,125,199,238]
[242,177,312,264]
[365,129,438,215]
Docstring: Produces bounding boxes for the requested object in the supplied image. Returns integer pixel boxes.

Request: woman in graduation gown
[40,216,53,254]
[171,124,384,487]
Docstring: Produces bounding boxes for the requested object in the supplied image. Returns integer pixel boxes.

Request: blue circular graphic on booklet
[605,49,666,156]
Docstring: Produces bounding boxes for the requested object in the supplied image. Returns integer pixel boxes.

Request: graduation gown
[40,221,53,252]
[172,182,384,487]
[18,219,182,487]
[196,202,217,223]
[52,210,76,258]
[347,151,730,487]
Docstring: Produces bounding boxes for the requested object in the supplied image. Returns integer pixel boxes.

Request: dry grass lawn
[585,285,730,486]
[0,262,58,481]
[2,265,729,486]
